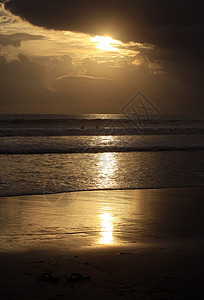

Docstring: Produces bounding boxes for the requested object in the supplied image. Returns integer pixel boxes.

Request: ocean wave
[0,126,204,137]
[0,134,204,154]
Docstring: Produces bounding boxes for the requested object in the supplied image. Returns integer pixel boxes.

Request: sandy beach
[1,187,204,299]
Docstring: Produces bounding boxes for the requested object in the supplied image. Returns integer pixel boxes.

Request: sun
[91,36,121,51]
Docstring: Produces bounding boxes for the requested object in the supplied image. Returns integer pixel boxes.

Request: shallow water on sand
[1,188,204,252]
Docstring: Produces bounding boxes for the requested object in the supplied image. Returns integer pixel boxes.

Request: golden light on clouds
[0,2,155,85]
[0,2,144,60]
[91,36,121,52]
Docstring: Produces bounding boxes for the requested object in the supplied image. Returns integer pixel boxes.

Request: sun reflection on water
[100,152,115,175]
[97,150,118,189]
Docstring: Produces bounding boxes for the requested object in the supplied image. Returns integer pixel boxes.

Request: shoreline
[1,185,204,198]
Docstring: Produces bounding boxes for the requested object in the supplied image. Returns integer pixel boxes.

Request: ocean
[0,114,204,197]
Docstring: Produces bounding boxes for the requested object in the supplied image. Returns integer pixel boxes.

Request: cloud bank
[3,0,202,49]
[0,0,203,115]
[3,0,203,80]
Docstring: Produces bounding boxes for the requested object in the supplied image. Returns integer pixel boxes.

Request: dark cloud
[49,55,73,78]
[82,58,114,79]
[0,54,116,113]
[0,33,44,47]
[0,54,49,111]
[1,0,203,115]
[0,52,203,115]
[3,0,203,76]
[4,0,202,42]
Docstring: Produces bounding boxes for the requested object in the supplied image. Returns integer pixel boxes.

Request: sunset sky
[0,0,203,115]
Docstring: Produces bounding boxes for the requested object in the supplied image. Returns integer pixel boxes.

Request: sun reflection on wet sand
[99,211,114,245]
[1,188,203,252]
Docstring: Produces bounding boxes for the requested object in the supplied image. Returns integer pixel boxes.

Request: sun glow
[92,36,121,51]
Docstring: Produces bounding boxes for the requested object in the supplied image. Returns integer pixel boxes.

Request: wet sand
[0,187,204,299]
